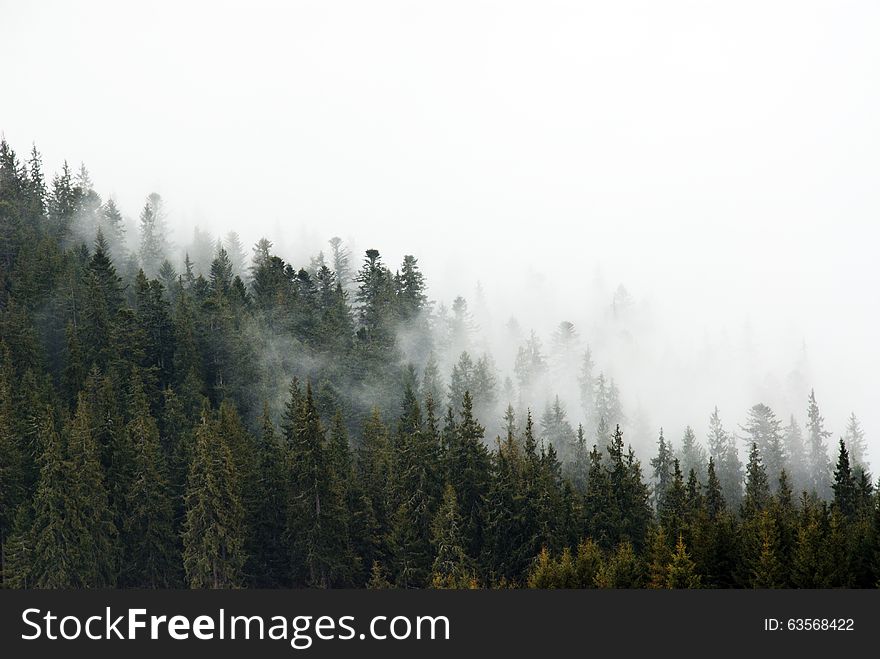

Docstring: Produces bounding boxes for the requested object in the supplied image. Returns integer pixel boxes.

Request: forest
[0,138,877,589]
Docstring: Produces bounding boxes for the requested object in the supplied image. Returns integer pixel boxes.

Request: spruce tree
[22,399,117,588]
[679,426,707,483]
[831,438,857,519]
[182,406,246,588]
[138,193,168,278]
[650,428,673,510]
[666,535,701,588]
[286,383,354,587]
[805,389,832,498]
[741,404,786,492]
[121,373,177,587]
[842,413,869,474]
[742,443,770,519]
[430,485,473,588]
[707,406,742,508]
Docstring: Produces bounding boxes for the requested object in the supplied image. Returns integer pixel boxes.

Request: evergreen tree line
[0,140,877,588]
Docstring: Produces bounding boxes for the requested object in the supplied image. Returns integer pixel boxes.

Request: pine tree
[9,408,69,588]
[595,541,643,588]
[742,443,770,519]
[20,400,117,588]
[679,426,707,483]
[395,254,427,321]
[566,423,590,493]
[223,231,247,279]
[647,525,672,588]
[138,193,168,278]
[248,403,291,586]
[182,406,246,588]
[578,348,597,430]
[356,407,392,568]
[666,534,701,588]
[328,237,352,290]
[0,356,23,586]
[748,510,784,588]
[430,485,473,588]
[659,459,688,543]
[650,428,673,510]
[99,198,126,260]
[121,373,177,587]
[584,443,613,549]
[707,406,742,508]
[831,438,857,519]
[446,391,490,560]
[741,404,786,492]
[285,383,353,587]
[539,396,576,463]
[805,389,832,498]
[842,413,869,474]
[783,415,809,495]
[704,457,726,519]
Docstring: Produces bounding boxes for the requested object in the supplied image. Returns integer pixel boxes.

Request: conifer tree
[447,391,491,560]
[748,510,784,588]
[578,348,596,429]
[805,389,832,498]
[831,438,857,519]
[20,400,117,588]
[741,404,786,492]
[539,396,576,463]
[248,404,291,586]
[182,407,246,588]
[138,193,168,278]
[285,383,354,587]
[99,198,126,260]
[742,443,770,519]
[650,428,673,509]
[659,459,688,544]
[679,426,707,483]
[430,485,473,588]
[707,406,742,508]
[328,237,352,290]
[704,457,726,519]
[121,373,177,587]
[595,541,643,588]
[842,413,869,474]
[566,423,590,494]
[647,525,672,588]
[666,535,701,588]
[0,357,22,585]
[356,407,392,567]
[223,231,247,279]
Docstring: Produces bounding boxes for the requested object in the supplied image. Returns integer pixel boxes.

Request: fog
[3,1,879,464]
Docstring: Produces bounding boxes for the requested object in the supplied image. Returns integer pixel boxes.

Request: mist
[3,0,879,466]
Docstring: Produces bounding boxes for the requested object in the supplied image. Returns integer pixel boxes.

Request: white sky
[3,1,879,462]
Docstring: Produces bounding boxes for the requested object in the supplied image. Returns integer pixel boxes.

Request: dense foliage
[0,140,877,588]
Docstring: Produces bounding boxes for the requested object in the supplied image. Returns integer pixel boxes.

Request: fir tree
[805,389,832,498]
[650,428,673,510]
[430,485,473,588]
[831,438,857,519]
[666,535,701,588]
[678,426,707,483]
[121,373,177,587]
[741,404,786,492]
[742,443,771,519]
[138,193,168,278]
[842,413,869,474]
[182,406,246,588]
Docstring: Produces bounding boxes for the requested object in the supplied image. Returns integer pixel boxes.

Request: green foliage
[182,406,246,588]
[1,139,877,590]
